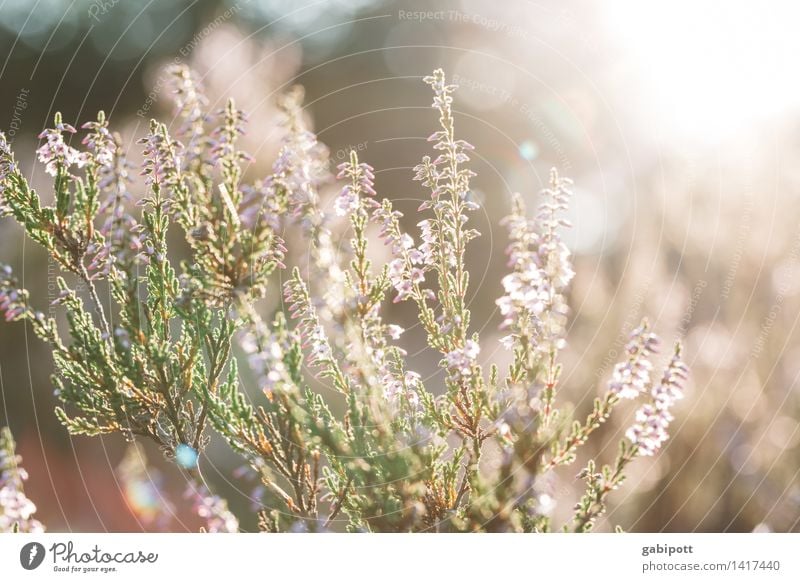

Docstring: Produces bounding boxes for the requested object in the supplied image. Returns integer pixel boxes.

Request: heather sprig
[546,320,660,469]
[626,342,687,456]
[571,340,687,532]
[167,64,209,171]
[499,170,574,431]
[412,69,480,349]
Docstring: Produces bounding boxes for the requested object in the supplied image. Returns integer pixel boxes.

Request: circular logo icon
[19,542,46,570]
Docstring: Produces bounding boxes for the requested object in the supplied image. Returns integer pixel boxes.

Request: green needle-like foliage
[0,66,687,532]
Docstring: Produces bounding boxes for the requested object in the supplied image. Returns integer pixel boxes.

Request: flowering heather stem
[546,319,659,469]
[571,340,686,531]
[414,69,479,348]
[626,342,687,456]
[284,267,350,394]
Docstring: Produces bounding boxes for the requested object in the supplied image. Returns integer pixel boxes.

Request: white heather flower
[499,334,515,350]
[386,324,405,340]
[497,270,547,328]
[609,362,652,400]
[404,371,421,385]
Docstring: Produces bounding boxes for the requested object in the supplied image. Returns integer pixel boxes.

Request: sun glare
[607,1,800,143]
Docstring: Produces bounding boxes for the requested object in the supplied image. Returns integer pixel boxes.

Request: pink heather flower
[36,118,84,176]
[383,373,403,401]
[138,122,183,188]
[0,487,43,533]
[444,339,480,378]
[81,116,115,168]
[0,143,13,216]
[167,64,208,153]
[335,156,377,219]
[373,203,401,242]
[497,268,548,328]
[334,185,358,216]
[336,158,376,193]
[273,130,328,228]
[284,273,336,370]
[608,322,660,400]
[626,344,687,456]
[273,89,330,234]
[394,280,413,302]
[416,219,437,268]
[496,172,574,343]
[84,242,112,280]
[0,133,17,213]
[211,101,251,165]
[626,404,670,457]
[307,324,333,364]
[382,370,422,409]
[0,266,30,323]
[387,258,415,302]
[0,429,44,533]
[184,484,238,533]
[99,202,142,267]
[372,201,419,254]
[239,182,283,232]
[494,170,575,377]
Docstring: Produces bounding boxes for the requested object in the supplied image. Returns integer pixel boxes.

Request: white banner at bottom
[0,533,797,581]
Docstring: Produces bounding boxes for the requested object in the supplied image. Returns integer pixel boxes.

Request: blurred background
[2,0,800,532]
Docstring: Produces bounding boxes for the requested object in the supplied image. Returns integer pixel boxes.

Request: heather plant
[0,66,687,532]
